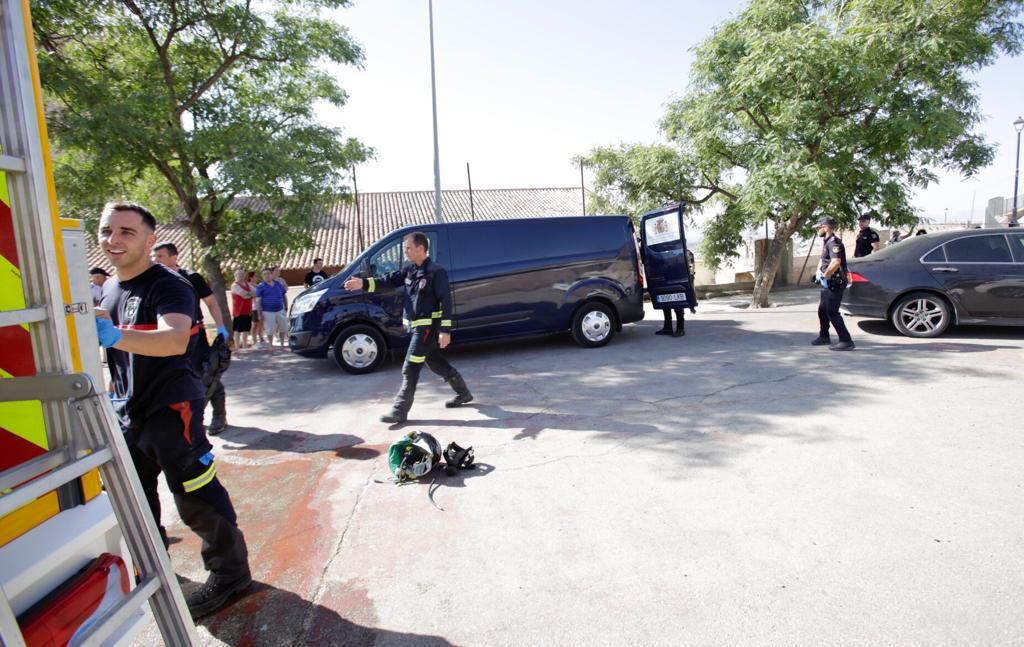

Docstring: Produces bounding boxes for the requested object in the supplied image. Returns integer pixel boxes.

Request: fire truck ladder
[0,0,198,644]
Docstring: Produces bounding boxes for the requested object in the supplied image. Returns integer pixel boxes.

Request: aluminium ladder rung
[0,153,26,173]
[73,576,161,647]
[0,306,48,328]
[0,448,112,519]
[0,448,66,492]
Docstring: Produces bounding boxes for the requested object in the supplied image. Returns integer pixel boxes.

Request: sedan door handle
[931,267,959,273]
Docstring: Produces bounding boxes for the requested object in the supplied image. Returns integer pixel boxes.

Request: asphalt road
[136,290,1024,646]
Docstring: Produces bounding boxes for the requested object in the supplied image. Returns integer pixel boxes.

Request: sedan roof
[851,227,1019,263]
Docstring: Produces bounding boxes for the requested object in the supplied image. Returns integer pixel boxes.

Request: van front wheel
[331,325,386,374]
[571,302,615,348]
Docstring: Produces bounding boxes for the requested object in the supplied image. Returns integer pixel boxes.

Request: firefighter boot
[383,364,419,423]
[380,408,407,425]
[207,386,227,435]
[445,372,473,408]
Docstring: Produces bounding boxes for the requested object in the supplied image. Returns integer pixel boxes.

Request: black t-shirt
[305,270,328,287]
[101,264,205,428]
[819,234,849,276]
[854,227,880,258]
[178,268,213,322]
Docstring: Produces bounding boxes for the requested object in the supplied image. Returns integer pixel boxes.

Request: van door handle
[931,267,958,273]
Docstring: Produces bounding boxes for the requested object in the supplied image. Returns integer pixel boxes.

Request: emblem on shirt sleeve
[832,246,841,254]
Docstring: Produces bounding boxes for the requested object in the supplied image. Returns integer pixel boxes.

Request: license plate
[656,293,687,304]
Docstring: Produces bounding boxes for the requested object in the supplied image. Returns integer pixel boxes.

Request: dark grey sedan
[841,228,1024,337]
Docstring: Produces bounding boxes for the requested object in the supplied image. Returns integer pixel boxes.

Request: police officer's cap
[815,217,837,227]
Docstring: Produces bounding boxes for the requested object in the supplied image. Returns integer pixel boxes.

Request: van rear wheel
[331,324,386,374]
[571,302,615,348]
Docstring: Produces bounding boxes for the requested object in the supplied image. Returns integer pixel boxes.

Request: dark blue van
[288,216,650,373]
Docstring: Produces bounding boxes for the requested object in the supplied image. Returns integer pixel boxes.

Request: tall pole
[579,159,585,215]
[1011,116,1024,227]
[466,162,474,219]
[429,0,442,223]
[352,165,364,251]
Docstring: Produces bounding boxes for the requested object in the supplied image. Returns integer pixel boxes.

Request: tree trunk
[202,253,232,335]
[750,221,797,308]
[188,203,234,335]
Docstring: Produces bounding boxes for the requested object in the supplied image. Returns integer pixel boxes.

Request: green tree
[585,0,1022,307]
[33,0,370,321]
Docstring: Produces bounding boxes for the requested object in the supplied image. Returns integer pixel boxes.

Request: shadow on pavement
[218,426,382,460]
[856,318,1024,341]
[179,576,455,646]
[221,316,1018,474]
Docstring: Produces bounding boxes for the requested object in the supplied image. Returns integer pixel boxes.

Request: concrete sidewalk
[137,293,1024,646]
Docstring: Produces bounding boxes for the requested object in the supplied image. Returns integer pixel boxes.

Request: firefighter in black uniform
[151,241,231,434]
[811,217,855,351]
[853,213,881,258]
[344,232,472,424]
[94,202,251,619]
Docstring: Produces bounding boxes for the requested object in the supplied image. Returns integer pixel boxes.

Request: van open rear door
[639,204,697,310]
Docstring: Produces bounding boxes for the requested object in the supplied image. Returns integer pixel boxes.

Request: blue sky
[321,0,1024,224]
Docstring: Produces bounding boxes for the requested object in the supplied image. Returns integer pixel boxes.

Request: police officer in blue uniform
[344,232,472,423]
[811,217,855,351]
[853,214,881,258]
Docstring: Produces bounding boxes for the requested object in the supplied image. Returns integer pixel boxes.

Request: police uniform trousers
[818,285,853,343]
[125,399,249,580]
[393,326,460,414]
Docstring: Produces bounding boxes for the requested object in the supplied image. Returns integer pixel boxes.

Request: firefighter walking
[344,232,473,423]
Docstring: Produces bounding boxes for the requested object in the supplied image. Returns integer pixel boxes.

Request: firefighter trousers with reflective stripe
[393,327,460,415]
[125,399,249,579]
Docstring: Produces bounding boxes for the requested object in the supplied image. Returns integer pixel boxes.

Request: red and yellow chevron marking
[0,150,56,547]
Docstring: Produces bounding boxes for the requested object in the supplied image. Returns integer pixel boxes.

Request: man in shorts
[255,268,288,347]
[95,202,251,618]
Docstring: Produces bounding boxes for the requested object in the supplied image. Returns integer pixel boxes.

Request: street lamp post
[429,0,442,224]
[1011,116,1024,227]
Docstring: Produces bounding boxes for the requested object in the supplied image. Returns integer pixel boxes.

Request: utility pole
[352,165,364,250]
[429,0,442,223]
[466,162,474,219]
[580,159,585,215]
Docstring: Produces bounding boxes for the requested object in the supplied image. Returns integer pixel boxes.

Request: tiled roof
[86,187,586,272]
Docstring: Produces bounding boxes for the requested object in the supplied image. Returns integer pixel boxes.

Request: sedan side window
[944,235,1012,263]
[922,246,946,263]
[1010,234,1024,263]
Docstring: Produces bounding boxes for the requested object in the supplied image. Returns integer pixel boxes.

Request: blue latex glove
[818,275,830,288]
[96,318,122,348]
[217,325,230,340]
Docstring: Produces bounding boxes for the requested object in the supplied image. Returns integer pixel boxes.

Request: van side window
[369,239,403,275]
[451,220,621,270]
[368,232,439,276]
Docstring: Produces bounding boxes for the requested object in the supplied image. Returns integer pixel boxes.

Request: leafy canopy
[33,0,370,268]
[583,0,1023,273]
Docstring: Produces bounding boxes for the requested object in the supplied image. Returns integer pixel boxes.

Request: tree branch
[120,0,178,103]
[176,51,244,117]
